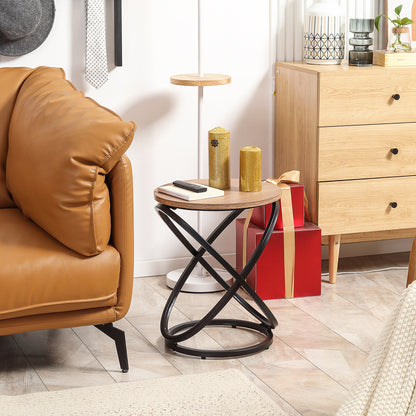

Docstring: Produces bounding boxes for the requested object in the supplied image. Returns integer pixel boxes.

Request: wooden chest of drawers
[274,62,416,283]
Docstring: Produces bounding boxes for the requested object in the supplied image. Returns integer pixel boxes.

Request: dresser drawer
[318,177,416,235]
[318,123,416,181]
[319,68,416,126]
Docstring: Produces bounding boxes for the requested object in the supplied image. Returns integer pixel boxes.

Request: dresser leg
[328,235,341,284]
[407,237,416,287]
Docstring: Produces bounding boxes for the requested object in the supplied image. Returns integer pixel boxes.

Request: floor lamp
[167,0,232,292]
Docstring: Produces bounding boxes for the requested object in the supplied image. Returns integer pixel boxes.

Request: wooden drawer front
[318,123,416,181]
[318,177,416,235]
[319,69,416,126]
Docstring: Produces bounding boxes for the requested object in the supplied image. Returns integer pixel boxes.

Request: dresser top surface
[275,61,416,75]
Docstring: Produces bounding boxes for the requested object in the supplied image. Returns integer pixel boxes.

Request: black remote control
[173,180,207,193]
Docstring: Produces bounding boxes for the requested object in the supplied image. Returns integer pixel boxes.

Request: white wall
[1,0,410,277]
[0,0,275,276]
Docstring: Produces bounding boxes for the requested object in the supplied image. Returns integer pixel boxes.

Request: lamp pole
[166,0,231,292]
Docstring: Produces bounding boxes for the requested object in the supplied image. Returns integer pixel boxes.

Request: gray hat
[0,0,55,56]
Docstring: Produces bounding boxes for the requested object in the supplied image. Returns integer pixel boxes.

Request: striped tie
[85,0,108,88]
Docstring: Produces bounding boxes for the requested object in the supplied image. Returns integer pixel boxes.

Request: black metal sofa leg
[95,323,129,373]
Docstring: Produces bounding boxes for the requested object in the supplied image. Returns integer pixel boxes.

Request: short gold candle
[239,146,261,192]
[208,127,230,190]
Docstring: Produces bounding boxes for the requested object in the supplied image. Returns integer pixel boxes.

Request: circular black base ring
[165,319,273,359]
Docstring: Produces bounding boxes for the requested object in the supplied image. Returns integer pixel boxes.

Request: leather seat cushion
[0,67,33,208]
[0,209,121,321]
[6,67,136,256]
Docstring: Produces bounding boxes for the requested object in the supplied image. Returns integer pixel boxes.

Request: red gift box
[236,219,321,300]
[250,183,304,230]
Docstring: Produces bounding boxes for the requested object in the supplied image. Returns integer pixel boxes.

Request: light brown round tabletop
[170,73,231,87]
[154,178,281,210]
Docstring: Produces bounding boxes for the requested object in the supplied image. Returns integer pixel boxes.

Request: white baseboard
[134,240,412,278]
[134,253,236,278]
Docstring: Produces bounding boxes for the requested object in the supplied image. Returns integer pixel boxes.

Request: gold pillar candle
[208,127,230,189]
[239,146,262,192]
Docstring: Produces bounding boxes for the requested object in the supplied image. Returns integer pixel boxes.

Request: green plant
[375,5,414,52]
[375,4,414,30]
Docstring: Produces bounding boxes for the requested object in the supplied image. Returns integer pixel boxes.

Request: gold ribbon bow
[242,170,301,299]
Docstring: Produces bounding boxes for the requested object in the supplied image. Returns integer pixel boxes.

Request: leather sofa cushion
[6,67,136,256]
[0,209,120,321]
[0,67,33,208]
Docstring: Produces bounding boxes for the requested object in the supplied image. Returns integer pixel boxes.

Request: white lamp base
[166,268,233,293]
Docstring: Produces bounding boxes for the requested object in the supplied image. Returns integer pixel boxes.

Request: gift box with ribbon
[236,219,321,299]
[236,171,320,299]
[251,183,304,230]
[250,171,307,230]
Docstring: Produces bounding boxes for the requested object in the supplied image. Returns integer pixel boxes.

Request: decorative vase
[348,18,374,67]
[303,0,345,65]
[390,27,411,52]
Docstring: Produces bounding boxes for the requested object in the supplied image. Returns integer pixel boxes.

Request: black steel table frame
[155,202,279,359]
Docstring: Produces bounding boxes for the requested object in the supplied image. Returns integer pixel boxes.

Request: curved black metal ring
[166,319,273,358]
[157,202,278,340]
[157,203,278,336]
[157,202,278,343]
[155,201,279,357]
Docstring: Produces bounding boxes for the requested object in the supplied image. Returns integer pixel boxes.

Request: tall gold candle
[239,146,262,192]
[209,127,230,190]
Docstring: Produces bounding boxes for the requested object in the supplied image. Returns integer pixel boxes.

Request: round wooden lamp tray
[170,73,231,87]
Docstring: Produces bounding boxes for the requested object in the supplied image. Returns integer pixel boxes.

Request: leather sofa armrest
[107,154,134,319]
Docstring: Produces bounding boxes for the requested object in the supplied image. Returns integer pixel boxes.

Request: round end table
[154,179,281,358]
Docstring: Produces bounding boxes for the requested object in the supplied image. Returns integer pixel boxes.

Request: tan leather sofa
[0,67,136,372]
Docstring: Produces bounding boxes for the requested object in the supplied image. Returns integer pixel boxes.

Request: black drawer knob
[392,94,401,100]
[390,148,399,155]
[390,202,398,208]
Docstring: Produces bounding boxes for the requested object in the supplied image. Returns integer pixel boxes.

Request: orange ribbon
[266,171,300,298]
[243,170,303,298]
